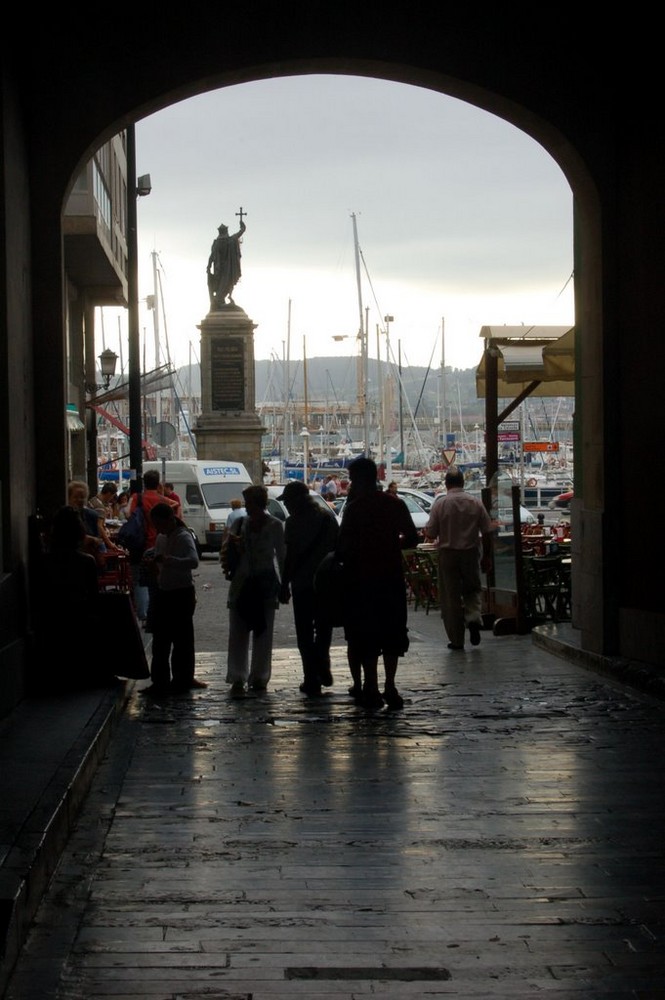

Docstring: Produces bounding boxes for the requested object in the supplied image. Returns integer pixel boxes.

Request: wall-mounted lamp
[136,173,152,197]
[86,348,118,393]
[99,348,118,387]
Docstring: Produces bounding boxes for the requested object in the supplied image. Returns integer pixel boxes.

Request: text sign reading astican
[202,465,244,477]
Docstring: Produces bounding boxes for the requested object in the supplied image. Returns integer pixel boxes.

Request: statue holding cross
[206,207,247,310]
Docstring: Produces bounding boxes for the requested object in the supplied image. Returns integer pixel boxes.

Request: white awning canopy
[475,325,575,485]
[476,325,575,398]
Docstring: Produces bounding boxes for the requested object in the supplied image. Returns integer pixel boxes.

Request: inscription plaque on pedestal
[211,337,245,411]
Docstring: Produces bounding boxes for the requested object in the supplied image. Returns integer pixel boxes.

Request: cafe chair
[402,549,439,614]
[523,553,570,623]
[97,551,130,593]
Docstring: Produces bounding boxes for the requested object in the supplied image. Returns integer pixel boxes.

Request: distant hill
[174,356,486,425]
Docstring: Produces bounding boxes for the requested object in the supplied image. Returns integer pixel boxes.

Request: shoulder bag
[220,516,245,580]
[116,493,146,558]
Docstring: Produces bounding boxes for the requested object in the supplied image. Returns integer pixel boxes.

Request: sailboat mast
[351,213,369,457]
[376,323,383,476]
[152,250,161,425]
[283,299,292,478]
[398,340,404,464]
[302,335,310,484]
[303,335,309,428]
[440,316,446,444]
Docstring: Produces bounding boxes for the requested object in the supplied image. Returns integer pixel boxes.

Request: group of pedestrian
[141,458,493,707]
[219,457,477,711]
[55,459,494,705]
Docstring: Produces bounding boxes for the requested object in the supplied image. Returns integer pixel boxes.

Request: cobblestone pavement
[6,556,665,998]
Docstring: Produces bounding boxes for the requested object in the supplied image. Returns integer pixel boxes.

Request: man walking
[424,467,494,650]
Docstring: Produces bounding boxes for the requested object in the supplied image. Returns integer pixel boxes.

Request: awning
[474,325,575,486]
[476,325,575,399]
[66,404,85,431]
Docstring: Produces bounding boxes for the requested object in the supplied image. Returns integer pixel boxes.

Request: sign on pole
[523,442,560,452]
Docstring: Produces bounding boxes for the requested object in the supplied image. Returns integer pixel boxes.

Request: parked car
[265,484,340,523]
[548,489,574,510]
[494,505,536,534]
[394,486,439,514]
[335,488,431,535]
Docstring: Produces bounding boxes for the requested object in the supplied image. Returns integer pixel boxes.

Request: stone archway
[29,48,607,658]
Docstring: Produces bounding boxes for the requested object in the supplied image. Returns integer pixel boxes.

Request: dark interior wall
[1,9,663,682]
[0,70,36,713]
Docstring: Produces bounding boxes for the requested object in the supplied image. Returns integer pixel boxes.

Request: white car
[265,484,340,523]
[395,493,431,532]
[335,487,432,533]
[395,486,438,514]
[494,505,536,533]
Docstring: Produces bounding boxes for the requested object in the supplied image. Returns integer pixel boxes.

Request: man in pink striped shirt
[424,467,494,651]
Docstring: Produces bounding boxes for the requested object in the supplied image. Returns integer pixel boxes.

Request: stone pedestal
[194,306,265,484]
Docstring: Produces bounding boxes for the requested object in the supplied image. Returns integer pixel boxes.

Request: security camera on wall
[137,174,152,196]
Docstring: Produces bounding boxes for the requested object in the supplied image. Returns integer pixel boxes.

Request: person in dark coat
[36,505,115,690]
[278,480,340,697]
[337,457,419,711]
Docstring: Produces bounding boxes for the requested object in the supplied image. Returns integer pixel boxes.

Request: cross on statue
[236,206,247,225]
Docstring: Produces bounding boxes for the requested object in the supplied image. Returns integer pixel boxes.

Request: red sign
[498,432,520,442]
[523,441,559,452]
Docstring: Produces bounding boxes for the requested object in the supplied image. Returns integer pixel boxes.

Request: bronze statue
[206,209,246,309]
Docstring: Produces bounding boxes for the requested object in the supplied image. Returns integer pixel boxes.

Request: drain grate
[285,966,451,981]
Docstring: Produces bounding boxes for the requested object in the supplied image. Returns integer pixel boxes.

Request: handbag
[220,517,245,580]
[116,494,146,558]
[313,551,345,627]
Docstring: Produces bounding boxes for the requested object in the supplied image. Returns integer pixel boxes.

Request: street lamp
[98,348,118,388]
[85,348,118,393]
[300,426,310,486]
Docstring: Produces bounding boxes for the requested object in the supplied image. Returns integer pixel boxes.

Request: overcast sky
[102,75,574,375]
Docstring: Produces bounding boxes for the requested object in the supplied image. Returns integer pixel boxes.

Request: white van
[142,460,252,553]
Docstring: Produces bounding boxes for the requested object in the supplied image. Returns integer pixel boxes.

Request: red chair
[98,551,130,592]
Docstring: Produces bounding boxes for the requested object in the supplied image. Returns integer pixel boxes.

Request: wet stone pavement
[6,557,665,998]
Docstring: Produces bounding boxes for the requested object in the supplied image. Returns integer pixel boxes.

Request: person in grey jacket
[225,485,286,697]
